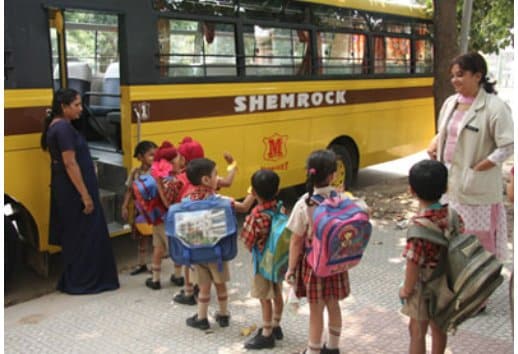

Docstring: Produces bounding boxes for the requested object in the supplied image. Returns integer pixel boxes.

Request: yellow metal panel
[128,78,433,101]
[4,146,52,252]
[5,133,41,151]
[300,0,430,19]
[5,89,53,108]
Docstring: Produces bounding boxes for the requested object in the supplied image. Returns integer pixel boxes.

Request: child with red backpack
[144,141,184,290]
[240,169,285,350]
[285,149,371,354]
[121,140,157,275]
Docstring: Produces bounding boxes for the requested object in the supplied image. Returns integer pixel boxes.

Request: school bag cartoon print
[307,191,372,277]
[252,201,292,283]
[132,174,166,225]
[165,195,237,271]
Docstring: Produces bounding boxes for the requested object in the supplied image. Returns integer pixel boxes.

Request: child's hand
[399,286,412,300]
[223,152,234,165]
[285,270,296,285]
[121,206,129,221]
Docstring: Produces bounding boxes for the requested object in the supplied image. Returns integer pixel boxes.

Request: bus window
[49,9,121,152]
[415,39,433,74]
[374,36,410,74]
[157,19,237,78]
[152,0,236,17]
[312,6,368,31]
[244,25,309,76]
[319,32,366,75]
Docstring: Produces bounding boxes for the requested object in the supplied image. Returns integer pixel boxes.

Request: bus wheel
[329,144,354,191]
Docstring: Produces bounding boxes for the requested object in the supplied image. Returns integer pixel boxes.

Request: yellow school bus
[4,0,434,276]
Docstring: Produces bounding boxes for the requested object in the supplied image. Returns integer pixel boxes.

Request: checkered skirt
[294,254,350,303]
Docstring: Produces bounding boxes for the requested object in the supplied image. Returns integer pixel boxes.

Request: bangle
[227,161,237,172]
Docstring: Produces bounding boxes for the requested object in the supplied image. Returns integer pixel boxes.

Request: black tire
[329,144,355,191]
[4,215,20,287]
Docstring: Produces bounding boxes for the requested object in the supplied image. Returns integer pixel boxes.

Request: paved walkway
[4,224,513,354]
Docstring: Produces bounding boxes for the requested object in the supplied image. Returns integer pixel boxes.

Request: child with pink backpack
[285,149,371,354]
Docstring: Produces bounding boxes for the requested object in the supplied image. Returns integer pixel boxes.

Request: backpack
[165,194,237,271]
[408,208,504,333]
[251,202,292,283]
[132,174,166,225]
[307,191,372,277]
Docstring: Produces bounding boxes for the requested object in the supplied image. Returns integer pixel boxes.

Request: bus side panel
[4,135,57,253]
[133,110,313,198]
[312,97,435,167]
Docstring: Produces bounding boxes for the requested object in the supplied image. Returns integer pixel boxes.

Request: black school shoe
[320,345,339,354]
[215,312,230,327]
[257,327,284,340]
[244,329,275,350]
[186,314,210,330]
[145,278,161,290]
[173,290,197,305]
[273,326,284,340]
[170,274,185,286]
[130,264,148,276]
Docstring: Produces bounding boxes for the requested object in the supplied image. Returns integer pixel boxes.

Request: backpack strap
[407,218,449,247]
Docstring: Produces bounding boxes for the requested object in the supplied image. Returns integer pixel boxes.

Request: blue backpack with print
[165,195,237,271]
[252,202,292,283]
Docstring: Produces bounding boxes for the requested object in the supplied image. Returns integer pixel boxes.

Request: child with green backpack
[240,169,286,350]
[399,160,464,354]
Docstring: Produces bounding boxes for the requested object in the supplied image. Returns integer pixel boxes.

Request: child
[399,159,464,354]
[173,137,239,305]
[183,158,254,330]
[121,140,157,275]
[240,169,285,349]
[285,150,351,354]
[145,141,184,290]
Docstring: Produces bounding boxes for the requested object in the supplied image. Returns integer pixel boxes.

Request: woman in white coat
[428,52,513,287]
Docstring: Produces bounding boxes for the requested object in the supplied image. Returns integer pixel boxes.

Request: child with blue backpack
[180,158,254,330]
[285,149,356,354]
[240,169,285,350]
[121,140,157,275]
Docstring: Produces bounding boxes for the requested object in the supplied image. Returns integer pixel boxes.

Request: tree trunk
[433,0,458,127]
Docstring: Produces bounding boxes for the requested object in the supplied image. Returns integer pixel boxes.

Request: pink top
[443,95,475,163]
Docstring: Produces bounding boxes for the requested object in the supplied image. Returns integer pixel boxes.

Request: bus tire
[4,215,21,289]
[329,144,354,190]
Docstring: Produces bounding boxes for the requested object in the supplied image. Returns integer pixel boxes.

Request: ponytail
[40,109,54,151]
[304,149,337,206]
[481,76,497,94]
[40,88,80,151]
[305,170,317,206]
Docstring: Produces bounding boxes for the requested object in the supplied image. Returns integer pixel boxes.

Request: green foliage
[416,0,513,54]
[461,0,514,54]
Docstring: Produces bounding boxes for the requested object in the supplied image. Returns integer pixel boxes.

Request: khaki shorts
[251,274,283,300]
[152,224,168,253]
[194,262,230,285]
[401,283,430,321]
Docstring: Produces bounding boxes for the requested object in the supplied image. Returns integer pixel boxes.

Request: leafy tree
[417,0,513,120]
[417,0,513,54]
[466,0,514,54]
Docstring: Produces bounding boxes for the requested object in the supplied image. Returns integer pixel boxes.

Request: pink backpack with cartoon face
[306,191,372,277]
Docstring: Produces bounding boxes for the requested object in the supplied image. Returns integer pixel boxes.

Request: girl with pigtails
[285,149,351,354]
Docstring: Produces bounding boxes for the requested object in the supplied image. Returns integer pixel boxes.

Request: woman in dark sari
[41,88,119,294]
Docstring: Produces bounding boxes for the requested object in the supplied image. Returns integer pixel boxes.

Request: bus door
[48,8,129,236]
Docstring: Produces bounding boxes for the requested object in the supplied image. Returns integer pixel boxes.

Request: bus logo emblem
[263,133,288,161]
